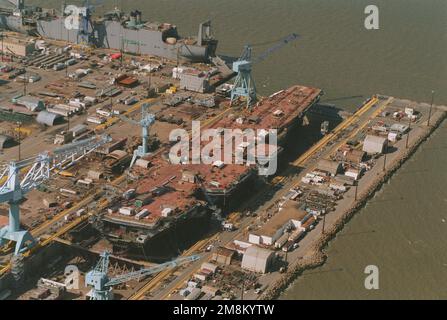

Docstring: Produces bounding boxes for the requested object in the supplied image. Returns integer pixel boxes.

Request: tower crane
[230,33,299,108]
[119,102,156,168]
[85,251,200,300]
[0,134,111,255]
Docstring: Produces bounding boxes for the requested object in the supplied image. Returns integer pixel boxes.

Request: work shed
[241,246,275,273]
[362,135,388,154]
[14,95,45,112]
[316,159,342,176]
[36,111,64,126]
[211,246,235,265]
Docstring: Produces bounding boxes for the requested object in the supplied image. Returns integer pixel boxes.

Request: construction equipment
[0,135,111,255]
[119,103,155,168]
[230,33,299,108]
[85,251,200,300]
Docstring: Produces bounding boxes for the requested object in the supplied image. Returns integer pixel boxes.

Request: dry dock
[143,96,446,301]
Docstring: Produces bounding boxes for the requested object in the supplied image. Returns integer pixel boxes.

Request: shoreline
[261,109,447,300]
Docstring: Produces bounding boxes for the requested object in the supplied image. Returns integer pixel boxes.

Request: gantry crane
[0,135,111,255]
[119,103,155,168]
[230,33,299,108]
[85,251,200,300]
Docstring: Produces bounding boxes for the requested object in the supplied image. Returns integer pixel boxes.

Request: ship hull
[32,17,213,62]
[96,204,213,262]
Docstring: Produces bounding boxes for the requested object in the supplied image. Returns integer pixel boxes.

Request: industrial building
[316,159,343,176]
[343,149,366,164]
[211,247,236,266]
[179,68,211,93]
[362,135,388,154]
[248,202,309,246]
[0,36,35,57]
[12,95,45,112]
[36,111,64,126]
[241,246,275,274]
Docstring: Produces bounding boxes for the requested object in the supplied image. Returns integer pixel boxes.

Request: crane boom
[0,134,111,255]
[85,251,200,300]
[252,33,298,65]
[105,255,200,287]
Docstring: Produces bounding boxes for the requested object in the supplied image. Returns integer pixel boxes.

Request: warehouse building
[316,159,343,176]
[343,149,366,164]
[362,135,388,154]
[241,246,275,273]
[0,37,35,57]
[13,95,45,112]
[248,202,309,246]
[36,111,64,126]
[211,247,236,265]
[179,68,210,93]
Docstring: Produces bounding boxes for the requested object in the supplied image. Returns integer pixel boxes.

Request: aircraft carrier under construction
[92,86,322,259]
[0,0,338,298]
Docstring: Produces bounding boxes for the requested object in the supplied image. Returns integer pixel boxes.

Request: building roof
[36,111,63,126]
[213,246,235,258]
[364,134,387,144]
[254,202,307,237]
[345,149,365,163]
[243,245,274,260]
[317,159,341,175]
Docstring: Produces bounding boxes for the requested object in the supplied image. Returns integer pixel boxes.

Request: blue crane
[85,251,200,300]
[0,135,111,255]
[76,0,104,45]
[119,102,156,168]
[230,33,299,108]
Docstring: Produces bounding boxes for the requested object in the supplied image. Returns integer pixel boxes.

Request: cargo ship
[91,85,322,260]
[0,0,217,62]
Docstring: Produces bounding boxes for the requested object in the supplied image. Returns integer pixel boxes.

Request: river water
[32,0,447,299]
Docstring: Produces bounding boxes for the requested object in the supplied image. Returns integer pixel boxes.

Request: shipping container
[119,207,135,216]
[87,116,105,124]
[135,209,150,220]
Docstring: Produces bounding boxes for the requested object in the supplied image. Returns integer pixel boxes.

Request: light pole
[1,32,4,62]
[17,121,22,161]
[405,116,412,149]
[321,214,326,235]
[23,69,27,96]
[427,90,435,127]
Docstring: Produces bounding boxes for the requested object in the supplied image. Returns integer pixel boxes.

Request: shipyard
[0,0,445,303]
